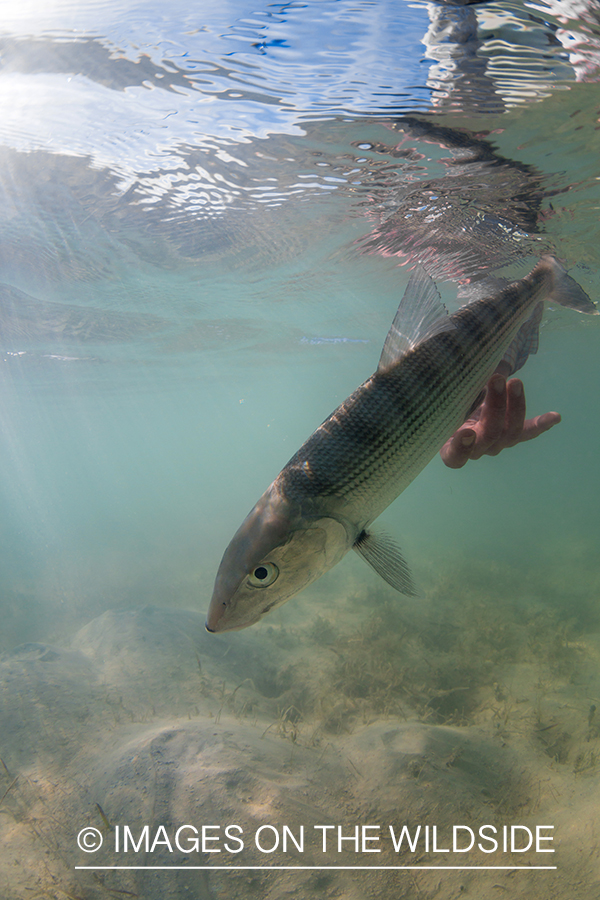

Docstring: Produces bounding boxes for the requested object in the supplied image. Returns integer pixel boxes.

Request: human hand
[440,373,561,469]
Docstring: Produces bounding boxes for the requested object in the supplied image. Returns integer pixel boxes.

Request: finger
[468,373,507,458]
[503,379,527,444]
[520,411,561,442]
[486,410,561,455]
[440,428,477,469]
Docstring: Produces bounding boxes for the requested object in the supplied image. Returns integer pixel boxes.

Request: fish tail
[539,256,598,315]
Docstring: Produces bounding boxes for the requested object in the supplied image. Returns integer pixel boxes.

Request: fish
[206,256,597,633]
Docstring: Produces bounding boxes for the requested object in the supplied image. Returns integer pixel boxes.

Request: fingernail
[460,432,476,448]
[510,380,523,397]
[491,375,504,394]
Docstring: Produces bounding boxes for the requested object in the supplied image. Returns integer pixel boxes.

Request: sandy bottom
[1,569,600,900]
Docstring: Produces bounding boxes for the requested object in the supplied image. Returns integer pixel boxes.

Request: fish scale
[279,292,531,525]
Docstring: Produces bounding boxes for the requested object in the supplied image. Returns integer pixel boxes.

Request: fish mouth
[205,594,244,633]
[205,602,225,633]
[205,615,250,634]
[206,588,269,632]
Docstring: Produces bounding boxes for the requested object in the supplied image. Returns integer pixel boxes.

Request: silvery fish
[206,257,596,633]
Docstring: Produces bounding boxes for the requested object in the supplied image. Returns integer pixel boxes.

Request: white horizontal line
[75,865,557,871]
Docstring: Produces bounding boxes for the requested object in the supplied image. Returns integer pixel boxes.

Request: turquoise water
[0,2,599,898]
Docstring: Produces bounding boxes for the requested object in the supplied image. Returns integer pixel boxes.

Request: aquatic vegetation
[0,559,599,898]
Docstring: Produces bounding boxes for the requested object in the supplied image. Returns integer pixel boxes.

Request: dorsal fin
[378,266,455,374]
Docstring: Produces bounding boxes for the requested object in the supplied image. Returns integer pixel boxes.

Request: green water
[1,105,598,645]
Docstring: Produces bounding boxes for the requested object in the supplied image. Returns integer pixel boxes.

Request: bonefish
[206,257,596,632]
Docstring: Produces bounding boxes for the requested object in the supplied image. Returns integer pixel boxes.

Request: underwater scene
[0,0,599,897]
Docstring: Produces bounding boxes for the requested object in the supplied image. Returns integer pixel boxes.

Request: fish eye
[248,562,279,588]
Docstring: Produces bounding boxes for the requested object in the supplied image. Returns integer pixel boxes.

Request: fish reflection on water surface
[353,117,550,283]
[206,257,597,633]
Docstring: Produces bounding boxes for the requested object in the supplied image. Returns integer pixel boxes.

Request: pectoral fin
[353,529,417,596]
